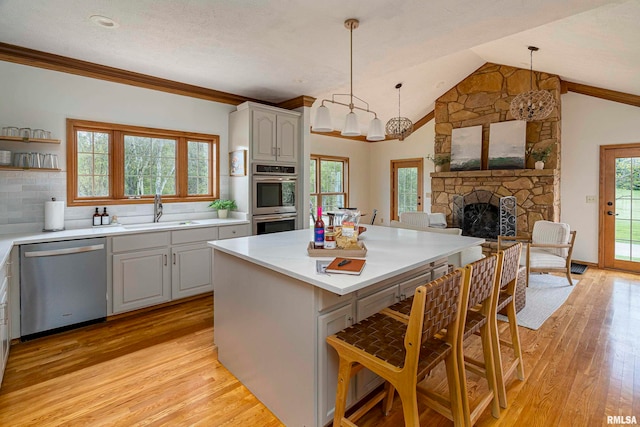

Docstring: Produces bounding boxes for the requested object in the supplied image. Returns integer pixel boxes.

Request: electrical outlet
[586,195,597,203]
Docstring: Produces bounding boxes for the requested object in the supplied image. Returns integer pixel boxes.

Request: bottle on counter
[314,206,325,249]
[93,207,101,226]
[101,207,110,225]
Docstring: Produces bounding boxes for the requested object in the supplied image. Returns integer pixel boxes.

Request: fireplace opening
[452,191,516,240]
[462,203,499,239]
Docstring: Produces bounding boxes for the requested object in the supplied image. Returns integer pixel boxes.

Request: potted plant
[427,153,450,172]
[530,145,552,170]
[209,199,237,219]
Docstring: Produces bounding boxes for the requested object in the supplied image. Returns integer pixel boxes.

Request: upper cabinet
[230,102,301,164]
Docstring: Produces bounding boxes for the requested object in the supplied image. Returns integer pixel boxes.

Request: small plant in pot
[209,199,237,219]
[530,145,552,170]
[427,153,450,172]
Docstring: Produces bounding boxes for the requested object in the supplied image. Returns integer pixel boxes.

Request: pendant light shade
[509,46,555,122]
[367,117,386,141]
[312,105,333,132]
[312,18,383,142]
[341,112,361,137]
[385,83,413,141]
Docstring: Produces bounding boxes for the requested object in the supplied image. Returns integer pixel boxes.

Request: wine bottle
[101,207,110,225]
[314,206,325,249]
[93,207,101,226]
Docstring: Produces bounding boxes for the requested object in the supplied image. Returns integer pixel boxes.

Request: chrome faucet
[154,194,163,222]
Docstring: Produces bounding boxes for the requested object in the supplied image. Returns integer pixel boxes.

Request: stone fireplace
[451,190,516,239]
[430,62,562,239]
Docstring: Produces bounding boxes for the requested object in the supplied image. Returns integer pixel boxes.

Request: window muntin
[67,119,219,206]
[310,155,349,215]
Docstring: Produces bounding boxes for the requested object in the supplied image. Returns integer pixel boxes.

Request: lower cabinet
[318,302,355,426]
[171,243,212,299]
[111,224,250,315]
[113,248,171,313]
[0,266,10,387]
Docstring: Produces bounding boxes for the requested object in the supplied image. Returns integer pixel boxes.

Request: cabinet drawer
[432,264,449,280]
[171,227,218,245]
[112,232,169,253]
[218,224,250,240]
[317,288,353,312]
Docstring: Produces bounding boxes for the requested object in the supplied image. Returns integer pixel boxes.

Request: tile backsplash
[0,170,233,235]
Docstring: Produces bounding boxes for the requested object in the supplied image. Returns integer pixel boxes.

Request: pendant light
[385,83,413,141]
[509,46,555,121]
[312,19,385,142]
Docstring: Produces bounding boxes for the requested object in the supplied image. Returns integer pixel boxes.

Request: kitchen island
[209,225,484,426]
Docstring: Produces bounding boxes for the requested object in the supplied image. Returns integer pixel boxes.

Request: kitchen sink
[122,221,200,230]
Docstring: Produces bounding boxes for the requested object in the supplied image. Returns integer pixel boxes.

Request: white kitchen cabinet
[251,108,299,163]
[0,262,10,387]
[112,248,171,313]
[230,102,301,164]
[171,243,212,299]
[317,302,355,427]
[218,223,250,240]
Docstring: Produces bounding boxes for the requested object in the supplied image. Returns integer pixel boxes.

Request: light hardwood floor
[0,267,638,426]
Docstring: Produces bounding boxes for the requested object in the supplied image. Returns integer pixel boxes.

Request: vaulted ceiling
[0,0,638,132]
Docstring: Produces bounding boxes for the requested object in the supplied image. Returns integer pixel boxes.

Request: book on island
[325,257,366,275]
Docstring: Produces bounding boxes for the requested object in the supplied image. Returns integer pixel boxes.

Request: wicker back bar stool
[491,242,526,408]
[381,255,502,425]
[325,268,470,427]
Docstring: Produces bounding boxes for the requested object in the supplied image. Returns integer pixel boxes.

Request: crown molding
[0,42,267,106]
[277,96,316,110]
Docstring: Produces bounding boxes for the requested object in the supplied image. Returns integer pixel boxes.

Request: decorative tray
[307,241,367,258]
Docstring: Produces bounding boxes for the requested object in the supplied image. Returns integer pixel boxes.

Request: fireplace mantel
[431,169,557,178]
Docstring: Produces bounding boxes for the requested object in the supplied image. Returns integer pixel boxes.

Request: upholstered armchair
[498,220,577,287]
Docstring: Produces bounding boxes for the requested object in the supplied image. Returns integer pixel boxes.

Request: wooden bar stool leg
[480,321,501,418]
[382,382,395,416]
[333,357,354,426]
[506,301,525,381]
[490,308,508,409]
[444,349,466,427]
[396,384,420,427]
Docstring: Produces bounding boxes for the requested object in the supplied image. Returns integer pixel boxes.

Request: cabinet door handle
[164,254,167,266]
[347,316,353,325]
[173,253,176,265]
[277,147,281,156]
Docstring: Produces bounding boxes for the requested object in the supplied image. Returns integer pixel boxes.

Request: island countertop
[208,225,484,295]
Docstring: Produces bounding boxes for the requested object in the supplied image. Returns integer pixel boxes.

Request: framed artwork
[450,125,482,171]
[488,121,526,169]
[229,149,246,176]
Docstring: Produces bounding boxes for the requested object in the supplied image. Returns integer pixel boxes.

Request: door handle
[607,211,619,216]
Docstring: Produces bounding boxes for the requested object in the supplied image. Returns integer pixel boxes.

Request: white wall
[369,123,436,225]
[0,61,236,233]
[561,93,640,263]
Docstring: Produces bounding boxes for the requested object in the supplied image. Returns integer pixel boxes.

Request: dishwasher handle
[24,244,105,258]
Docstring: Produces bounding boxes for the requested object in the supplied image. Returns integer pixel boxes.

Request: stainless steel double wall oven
[252,163,297,234]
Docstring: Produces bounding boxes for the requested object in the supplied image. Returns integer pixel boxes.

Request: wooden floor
[0,267,638,426]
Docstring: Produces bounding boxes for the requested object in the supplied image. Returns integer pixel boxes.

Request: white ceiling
[0,0,638,134]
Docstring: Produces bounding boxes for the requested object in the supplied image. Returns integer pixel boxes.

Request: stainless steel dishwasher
[20,237,107,340]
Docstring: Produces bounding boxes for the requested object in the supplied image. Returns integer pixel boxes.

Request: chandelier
[385,83,413,141]
[312,19,385,141]
[509,46,555,122]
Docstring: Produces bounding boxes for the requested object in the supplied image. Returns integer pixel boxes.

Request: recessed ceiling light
[90,15,119,28]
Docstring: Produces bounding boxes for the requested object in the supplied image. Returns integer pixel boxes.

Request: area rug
[498,274,579,330]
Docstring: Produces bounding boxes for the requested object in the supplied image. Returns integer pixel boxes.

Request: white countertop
[0,218,249,266]
[209,225,484,295]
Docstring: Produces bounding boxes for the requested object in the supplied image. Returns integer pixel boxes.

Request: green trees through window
[310,155,348,216]
[67,119,218,206]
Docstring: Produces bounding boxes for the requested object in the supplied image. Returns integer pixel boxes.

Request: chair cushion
[428,213,447,228]
[399,212,431,228]
[532,220,571,258]
[529,249,568,268]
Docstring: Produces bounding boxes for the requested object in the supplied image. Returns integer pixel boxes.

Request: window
[310,155,349,215]
[67,119,218,206]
